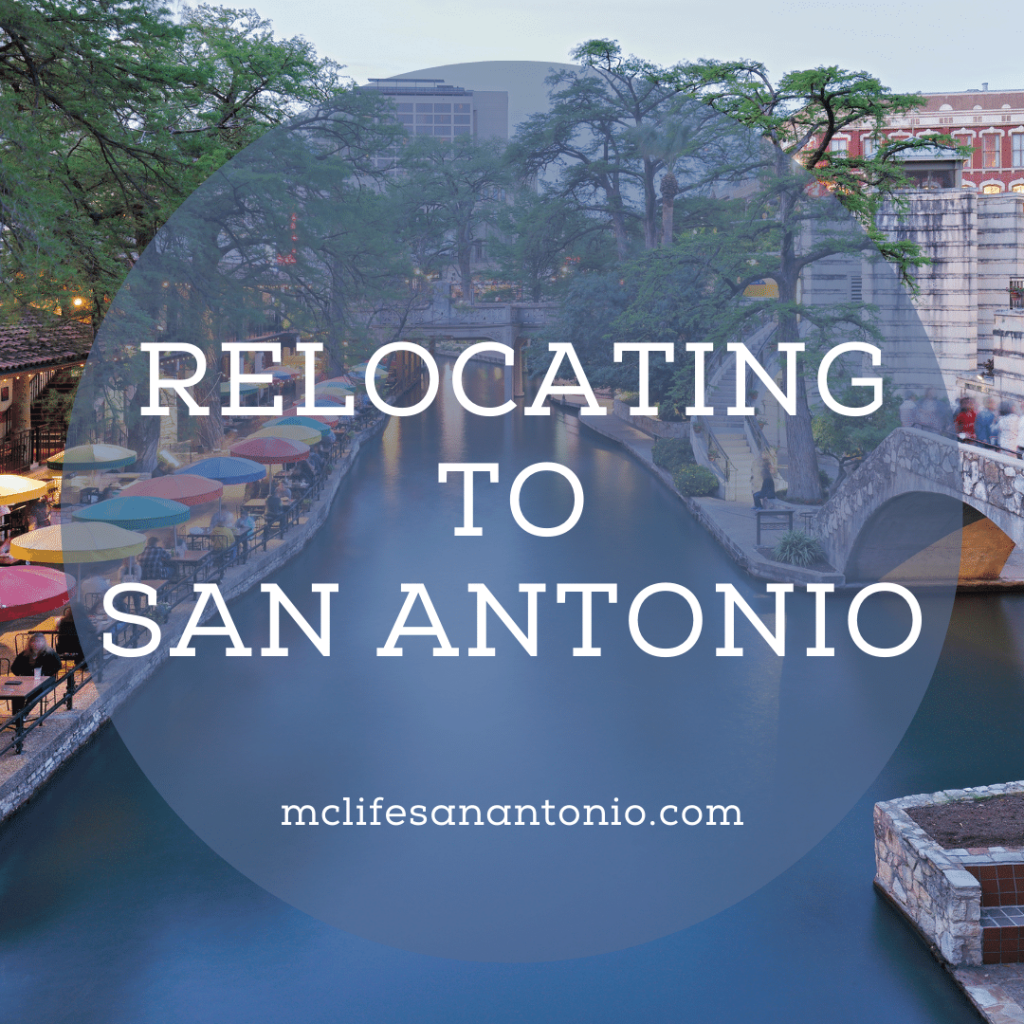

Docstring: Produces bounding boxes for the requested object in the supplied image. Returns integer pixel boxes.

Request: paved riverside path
[952,965,1024,1024]
[0,417,386,823]
[573,408,844,587]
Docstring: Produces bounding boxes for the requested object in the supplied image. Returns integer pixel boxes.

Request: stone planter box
[875,781,1024,965]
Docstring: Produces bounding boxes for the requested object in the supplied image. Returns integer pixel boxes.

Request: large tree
[0,0,345,330]
[394,134,510,304]
[511,40,729,260]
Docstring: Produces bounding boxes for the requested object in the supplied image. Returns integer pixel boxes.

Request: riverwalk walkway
[0,416,386,823]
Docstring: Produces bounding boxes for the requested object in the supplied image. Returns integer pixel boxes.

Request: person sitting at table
[29,497,50,529]
[10,634,61,714]
[265,488,286,535]
[234,512,256,564]
[294,460,316,488]
[139,536,174,579]
[210,520,236,556]
[55,606,84,665]
[112,557,143,612]
[275,479,293,501]
[81,572,112,613]
[209,519,237,580]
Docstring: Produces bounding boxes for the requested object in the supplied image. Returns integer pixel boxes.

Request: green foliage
[771,531,824,567]
[0,0,347,322]
[488,186,608,301]
[652,437,696,473]
[395,135,510,301]
[812,379,901,487]
[673,463,718,497]
[662,60,966,287]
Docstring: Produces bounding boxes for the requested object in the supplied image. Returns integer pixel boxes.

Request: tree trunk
[779,310,822,503]
[644,158,658,250]
[660,171,678,247]
[328,257,347,375]
[127,414,162,474]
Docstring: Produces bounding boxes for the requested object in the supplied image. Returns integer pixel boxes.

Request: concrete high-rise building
[362,79,508,169]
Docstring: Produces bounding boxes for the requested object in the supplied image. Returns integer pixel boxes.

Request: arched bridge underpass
[815,428,1024,583]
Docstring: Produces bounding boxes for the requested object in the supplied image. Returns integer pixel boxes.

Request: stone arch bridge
[377,288,558,398]
[815,427,1024,582]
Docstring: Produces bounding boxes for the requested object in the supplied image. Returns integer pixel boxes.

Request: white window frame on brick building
[1012,131,1024,169]
[981,131,1003,170]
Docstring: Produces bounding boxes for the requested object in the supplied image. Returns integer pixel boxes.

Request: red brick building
[833,87,1024,193]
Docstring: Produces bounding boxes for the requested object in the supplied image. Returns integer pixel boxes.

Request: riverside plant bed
[875,781,1024,968]
[754,545,836,572]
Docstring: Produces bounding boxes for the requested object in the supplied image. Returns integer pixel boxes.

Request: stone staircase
[704,366,755,505]
[30,365,81,438]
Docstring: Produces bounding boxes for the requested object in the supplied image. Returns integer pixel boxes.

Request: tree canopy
[0,0,346,328]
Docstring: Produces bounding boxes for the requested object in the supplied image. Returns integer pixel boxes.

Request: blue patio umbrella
[184,457,266,486]
[72,495,191,531]
[218,381,261,396]
[268,416,333,442]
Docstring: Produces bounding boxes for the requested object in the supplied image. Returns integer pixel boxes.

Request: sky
[243,0,1017,96]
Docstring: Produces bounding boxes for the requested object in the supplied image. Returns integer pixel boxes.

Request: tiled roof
[0,310,92,373]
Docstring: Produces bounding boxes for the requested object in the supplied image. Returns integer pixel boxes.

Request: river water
[0,360,1010,1021]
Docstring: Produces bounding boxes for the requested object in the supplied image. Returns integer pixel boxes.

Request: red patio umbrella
[0,565,77,621]
[120,474,224,507]
[229,437,309,465]
[230,436,310,496]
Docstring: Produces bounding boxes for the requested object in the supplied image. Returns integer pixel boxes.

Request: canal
[0,358,1003,1021]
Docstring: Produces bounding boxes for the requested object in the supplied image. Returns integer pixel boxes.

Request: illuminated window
[1012,183,1024,193]
[1013,134,1024,168]
[983,183,1003,194]
[982,134,1001,168]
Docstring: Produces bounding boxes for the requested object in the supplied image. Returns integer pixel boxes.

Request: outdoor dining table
[242,498,291,516]
[170,549,209,580]
[0,675,48,715]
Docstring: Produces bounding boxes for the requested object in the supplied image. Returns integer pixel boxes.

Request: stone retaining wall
[874,781,1024,965]
[610,400,689,439]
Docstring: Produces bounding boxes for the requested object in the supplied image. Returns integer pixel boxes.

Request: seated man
[138,536,174,580]
[265,489,285,535]
[234,513,256,564]
[210,521,237,561]
[10,634,61,715]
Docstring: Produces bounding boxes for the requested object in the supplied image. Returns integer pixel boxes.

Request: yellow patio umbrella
[0,475,48,504]
[11,522,146,565]
[249,424,323,447]
[46,444,137,471]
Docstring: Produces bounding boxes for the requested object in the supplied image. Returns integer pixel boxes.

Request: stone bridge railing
[403,292,559,336]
